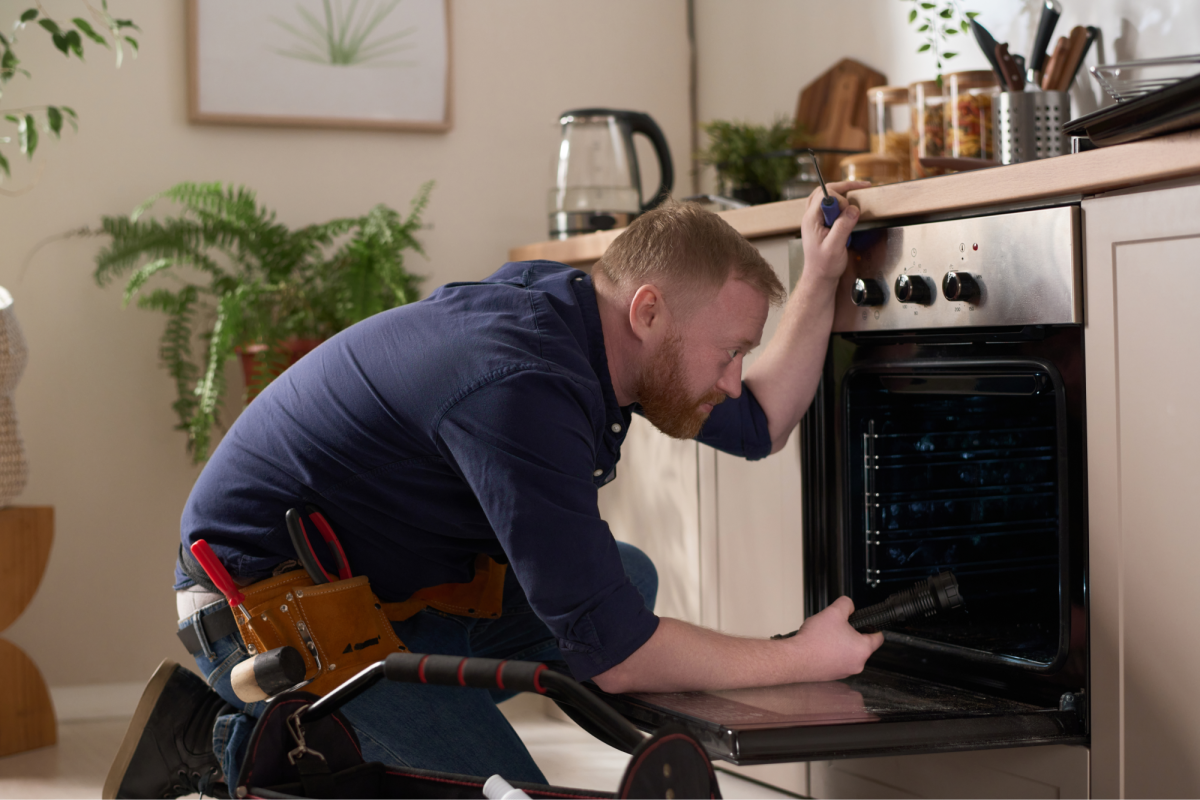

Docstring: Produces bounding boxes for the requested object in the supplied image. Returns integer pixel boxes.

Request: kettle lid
[559,108,643,123]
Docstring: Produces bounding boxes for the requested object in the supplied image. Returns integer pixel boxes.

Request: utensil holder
[994,91,1070,164]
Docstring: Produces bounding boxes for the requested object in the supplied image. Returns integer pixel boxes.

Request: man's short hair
[592,201,787,315]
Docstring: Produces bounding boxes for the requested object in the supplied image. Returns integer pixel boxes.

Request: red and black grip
[383,653,546,693]
[301,653,644,752]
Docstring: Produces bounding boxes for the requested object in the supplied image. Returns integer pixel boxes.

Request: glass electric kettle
[548,108,674,240]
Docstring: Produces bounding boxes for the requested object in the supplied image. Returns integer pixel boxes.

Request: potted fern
[92,180,431,462]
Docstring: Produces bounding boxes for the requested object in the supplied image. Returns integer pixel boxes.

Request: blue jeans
[186,542,657,785]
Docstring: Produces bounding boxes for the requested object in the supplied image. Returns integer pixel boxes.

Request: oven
[603,203,1089,765]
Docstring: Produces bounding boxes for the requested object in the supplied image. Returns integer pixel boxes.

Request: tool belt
[178,552,507,698]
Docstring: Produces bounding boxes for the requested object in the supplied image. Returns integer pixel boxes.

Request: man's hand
[798,180,869,284]
[780,596,884,682]
[742,179,869,453]
[591,600,884,695]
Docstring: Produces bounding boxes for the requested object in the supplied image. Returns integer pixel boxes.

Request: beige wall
[0,0,689,687]
[8,0,1199,691]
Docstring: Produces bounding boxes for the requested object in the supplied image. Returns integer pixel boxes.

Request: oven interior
[844,363,1068,670]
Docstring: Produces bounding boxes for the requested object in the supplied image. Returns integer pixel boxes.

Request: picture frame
[187,0,452,132]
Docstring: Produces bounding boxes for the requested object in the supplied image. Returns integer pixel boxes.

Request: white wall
[694,0,1200,192]
[0,0,689,687]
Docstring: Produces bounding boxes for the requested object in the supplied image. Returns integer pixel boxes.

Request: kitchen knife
[1029,0,1063,86]
[1055,25,1094,91]
[970,18,1007,87]
[1041,35,1068,91]
[1067,27,1100,89]
[996,43,1025,91]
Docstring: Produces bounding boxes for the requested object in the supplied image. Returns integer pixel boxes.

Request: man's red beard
[634,329,726,440]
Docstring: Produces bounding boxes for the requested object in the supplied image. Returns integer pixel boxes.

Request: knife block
[0,506,56,757]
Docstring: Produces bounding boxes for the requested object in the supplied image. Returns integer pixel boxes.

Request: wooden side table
[0,506,55,757]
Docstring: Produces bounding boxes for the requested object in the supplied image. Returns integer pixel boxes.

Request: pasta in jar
[947,70,999,161]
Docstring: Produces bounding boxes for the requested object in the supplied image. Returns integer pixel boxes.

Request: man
[105,181,880,799]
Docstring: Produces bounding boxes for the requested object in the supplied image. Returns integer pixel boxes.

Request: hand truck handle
[300,653,644,751]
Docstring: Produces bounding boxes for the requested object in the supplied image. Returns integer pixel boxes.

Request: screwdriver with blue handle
[809,149,852,247]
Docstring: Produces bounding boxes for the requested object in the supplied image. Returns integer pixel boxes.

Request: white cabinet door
[598,426,701,624]
[705,235,810,796]
[600,234,808,794]
[599,234,800,631]
[1083,179,1200,799]
[710,235,804,640]
[811,746,1089,799]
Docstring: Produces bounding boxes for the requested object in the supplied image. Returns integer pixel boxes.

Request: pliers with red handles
[285,505,352,584]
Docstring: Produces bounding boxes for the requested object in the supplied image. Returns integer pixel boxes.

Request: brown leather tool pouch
[232,554,508,698]
[235,571,406,697]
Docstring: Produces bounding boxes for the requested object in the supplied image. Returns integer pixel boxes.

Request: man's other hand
[783,595,884,682]
[800,180,869,284]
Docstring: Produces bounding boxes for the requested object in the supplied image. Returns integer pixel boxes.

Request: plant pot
[237,338,324,401]
[730,184,775,206]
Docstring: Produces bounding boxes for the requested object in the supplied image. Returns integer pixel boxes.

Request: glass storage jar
[908,80,947,178]
[867,86,911,181]
[839,152,902,185]
[946,70,1000,160]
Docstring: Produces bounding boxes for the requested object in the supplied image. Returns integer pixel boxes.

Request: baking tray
[1063,71,1200,147]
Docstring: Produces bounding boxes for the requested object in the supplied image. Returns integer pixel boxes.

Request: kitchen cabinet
[1082,178,1200,799]
[810,746,1088,799]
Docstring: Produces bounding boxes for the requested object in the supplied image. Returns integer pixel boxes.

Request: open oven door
[594,347,1090,766]
[595,669,1085,765]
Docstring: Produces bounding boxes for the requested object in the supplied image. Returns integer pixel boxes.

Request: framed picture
[187,0,452,132]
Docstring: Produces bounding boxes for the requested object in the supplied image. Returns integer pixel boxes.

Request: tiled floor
[0,694,794,798]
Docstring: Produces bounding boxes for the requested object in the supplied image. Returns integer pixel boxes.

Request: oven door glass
[844,364,1069,671]
[598,667,1084,765]
[596,352,1086,765]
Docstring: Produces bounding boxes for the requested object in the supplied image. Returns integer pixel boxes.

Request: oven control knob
[943,271,981,302]
[851,278,885,307]
[895,274,933,304]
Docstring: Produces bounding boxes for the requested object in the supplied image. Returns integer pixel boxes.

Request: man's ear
[629,284,669,343]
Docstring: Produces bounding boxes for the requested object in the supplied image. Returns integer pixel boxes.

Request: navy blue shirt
[178,261,773,679]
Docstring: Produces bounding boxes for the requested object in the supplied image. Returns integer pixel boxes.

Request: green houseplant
[901,0,980,83]
[698,117,805,205]
[1,2,139,184]
[92,180,432,462]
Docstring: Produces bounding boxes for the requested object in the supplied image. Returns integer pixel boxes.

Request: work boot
[103,659,232,799]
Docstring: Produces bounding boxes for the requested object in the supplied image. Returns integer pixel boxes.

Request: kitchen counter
[509,129,1200,265]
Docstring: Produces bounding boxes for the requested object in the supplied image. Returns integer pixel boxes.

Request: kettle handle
[625,112,674,212]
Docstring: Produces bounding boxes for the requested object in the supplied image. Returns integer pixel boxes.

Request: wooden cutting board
[794,58,887,152]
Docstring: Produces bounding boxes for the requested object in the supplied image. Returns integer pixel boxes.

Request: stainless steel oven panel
[793,206,1082,332]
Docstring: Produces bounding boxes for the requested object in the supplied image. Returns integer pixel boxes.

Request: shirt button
[611,423,622,433]
[575,277,583,282]
[593,468,604,477]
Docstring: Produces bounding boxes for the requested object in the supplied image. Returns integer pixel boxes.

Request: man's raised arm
[743,180,869,454]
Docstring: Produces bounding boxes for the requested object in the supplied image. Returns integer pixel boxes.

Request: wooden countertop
[510,129,1200,265]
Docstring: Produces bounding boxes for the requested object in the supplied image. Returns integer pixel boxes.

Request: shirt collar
[570,271,633,445]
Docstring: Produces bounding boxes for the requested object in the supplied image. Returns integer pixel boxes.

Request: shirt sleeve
[693,382,773,460]
[434,368,659,681]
